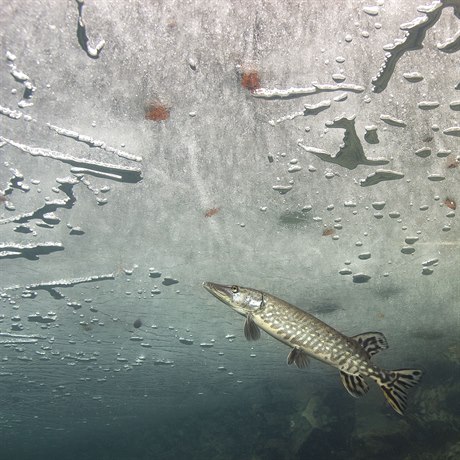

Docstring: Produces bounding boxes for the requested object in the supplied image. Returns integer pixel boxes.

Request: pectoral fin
[287,347,310,368]
[340,371,369,397]
[244,314,260,341]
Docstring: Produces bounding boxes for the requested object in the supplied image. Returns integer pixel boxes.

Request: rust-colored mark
[447,158,459,168]
[322,227,335,236]
[241,71,261,92]
[444,197,456,210]
[167,18,177,29]
[0,194,7,203]
[145,102,170,121]
[205,207,220,218]
[377,312,385,319]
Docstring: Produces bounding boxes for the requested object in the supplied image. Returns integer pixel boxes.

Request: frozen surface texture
[0,0,459,458]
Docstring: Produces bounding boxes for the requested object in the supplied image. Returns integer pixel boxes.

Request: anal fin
[352,331,388,357]
[244,313,260,341]
[340,371,369,398]
[287,347,310,368]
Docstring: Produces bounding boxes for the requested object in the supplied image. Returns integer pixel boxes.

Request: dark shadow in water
[3,362,460,460]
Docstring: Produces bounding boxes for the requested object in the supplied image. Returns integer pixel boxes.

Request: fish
[203,282,422,415]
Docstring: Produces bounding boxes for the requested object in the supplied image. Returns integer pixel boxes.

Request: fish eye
[231,285,239,293]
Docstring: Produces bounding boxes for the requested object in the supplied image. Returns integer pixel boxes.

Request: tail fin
[376,369,423,415]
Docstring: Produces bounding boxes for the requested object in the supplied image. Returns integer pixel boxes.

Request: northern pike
[203,282,422,415]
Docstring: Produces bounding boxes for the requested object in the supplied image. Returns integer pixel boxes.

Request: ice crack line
[372,1,460,93]
[0,136,143,183]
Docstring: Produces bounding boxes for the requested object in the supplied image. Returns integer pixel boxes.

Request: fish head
[203,282,264,316]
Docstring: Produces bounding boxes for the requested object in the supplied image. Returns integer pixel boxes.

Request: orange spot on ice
[205,207,220,218]
[241,71,261,92]
[322,228,335,237]
[444,197,456,210]
[145,102,170,121]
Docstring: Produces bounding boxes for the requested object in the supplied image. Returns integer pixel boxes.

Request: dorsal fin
[287,347,310,368]
[244,314,260,341]
[352,331,388,356]
[340,371,369,397]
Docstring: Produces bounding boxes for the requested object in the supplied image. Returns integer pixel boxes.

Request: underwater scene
[1,0,459,459]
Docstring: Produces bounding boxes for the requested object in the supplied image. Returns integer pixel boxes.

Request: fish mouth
[202,282,234,305]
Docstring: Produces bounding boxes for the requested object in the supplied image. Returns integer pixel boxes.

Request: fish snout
[202,281,213,292]
[202,282,236,304]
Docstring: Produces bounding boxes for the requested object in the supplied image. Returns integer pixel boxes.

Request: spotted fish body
[256,293,373,372]
[203,282,422,415]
